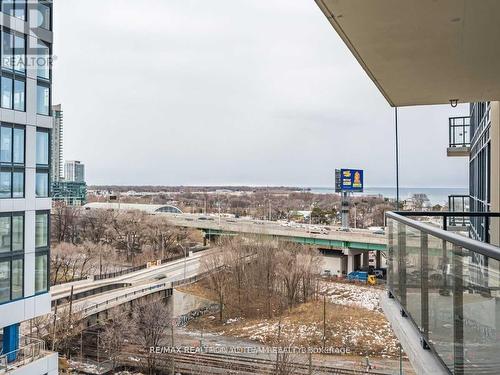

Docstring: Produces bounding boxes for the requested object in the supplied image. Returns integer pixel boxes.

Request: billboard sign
[336,169,364,192]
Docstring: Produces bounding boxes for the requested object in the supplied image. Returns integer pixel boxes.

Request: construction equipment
[346,271,377,285]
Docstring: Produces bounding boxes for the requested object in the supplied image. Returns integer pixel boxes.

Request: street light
[178,243,187,280]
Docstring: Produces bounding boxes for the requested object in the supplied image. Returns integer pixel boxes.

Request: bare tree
[202,249,230,322]
[132,300,171,374]
[100,311,129,371]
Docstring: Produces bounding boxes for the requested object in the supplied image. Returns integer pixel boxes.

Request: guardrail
[0,337,46,373]
[52,275,90,286]
[385,211,500,375]
[80,282,169,316]
[94,264,148,281]
[93,248,205,281]
[171,270,213,287]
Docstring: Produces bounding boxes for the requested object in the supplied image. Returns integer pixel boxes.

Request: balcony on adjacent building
[448,195,471,231]
[384,211,500,375]
[447,117,471,157]
[0,336,57,374]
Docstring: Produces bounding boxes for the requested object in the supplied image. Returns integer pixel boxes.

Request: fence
[94,248,205,281]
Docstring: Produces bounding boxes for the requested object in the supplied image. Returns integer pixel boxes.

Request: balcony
[385,211,500,374]
[0,337,53,374]
[448,195,470,231]
[447,117,471,157]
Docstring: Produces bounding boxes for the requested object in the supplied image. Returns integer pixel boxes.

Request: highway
[52,248,217,319]
[51,214,387,320]
[162,213,387,249]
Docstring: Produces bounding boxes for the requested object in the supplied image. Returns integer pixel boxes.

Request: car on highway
[198,217,215,221]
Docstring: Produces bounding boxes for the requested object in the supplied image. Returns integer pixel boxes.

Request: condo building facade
[0,0,58,373]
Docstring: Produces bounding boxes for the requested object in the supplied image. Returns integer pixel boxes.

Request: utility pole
[97,331,100,365]
[322,294,326,349]
[99,249,102,275]
[69,285,74,318]
[399,343,403,375]
[171,322,175,375]
[52,303,58,351]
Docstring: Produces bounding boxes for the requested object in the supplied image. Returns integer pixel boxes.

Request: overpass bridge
[164,215,387,252]
[50,248,216,322]
[164,215,388,275]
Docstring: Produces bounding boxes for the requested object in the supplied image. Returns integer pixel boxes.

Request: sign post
[335,169,364,229]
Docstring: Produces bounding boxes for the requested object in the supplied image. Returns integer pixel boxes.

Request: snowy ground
[319,281,382,311]
[187,282,399,359]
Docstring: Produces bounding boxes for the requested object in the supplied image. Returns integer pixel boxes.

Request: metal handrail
[0,338,46,372]
[386,211,500,260]
[80,282,169,315]
[449,116,471,148]
[393,211,500,218]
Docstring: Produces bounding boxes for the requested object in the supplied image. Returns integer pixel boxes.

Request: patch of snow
[319,281,381,311]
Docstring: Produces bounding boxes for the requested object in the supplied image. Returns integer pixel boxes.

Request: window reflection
[35,212,48,248]
[35,254,47,293]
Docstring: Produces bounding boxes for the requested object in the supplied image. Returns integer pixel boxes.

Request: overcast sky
[53,0,469,188]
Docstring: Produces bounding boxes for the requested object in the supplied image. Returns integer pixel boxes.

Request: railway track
[118,351,391,375]
[77,330,391,375]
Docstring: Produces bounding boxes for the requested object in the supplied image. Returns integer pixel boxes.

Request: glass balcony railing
[386,211,500,375]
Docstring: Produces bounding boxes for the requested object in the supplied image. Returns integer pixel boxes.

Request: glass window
[1,0,14,17]
[0,260,10,303]
[13,128,24,164]
[37,3,51,30]
[13,79,24,111]
[36,131,49,165]
[0,172,11,198]
[0,216,10,253]
[12,215,22,251]
[12,171,23,198]
[35,254,47,293]
[35,212,48,248]
[13,34,24,73]
[37,84,49,115]
[13,0,25,20]
[37,41,50,80]
[36,172,48,197]
[2,0,25,20]
[1,77,12,109]
[1,31,12,71]
[11,258,22,300]
[0,126,12,163]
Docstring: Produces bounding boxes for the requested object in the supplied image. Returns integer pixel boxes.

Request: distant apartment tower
[51,104,63,181]
[64,160,85,182]
[0,1,58,374]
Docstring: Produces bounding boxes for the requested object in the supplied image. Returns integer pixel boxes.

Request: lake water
[306,187,468,205]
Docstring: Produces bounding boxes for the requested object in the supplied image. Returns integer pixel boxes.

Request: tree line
[50,204,197,284]
[202,236,322,321]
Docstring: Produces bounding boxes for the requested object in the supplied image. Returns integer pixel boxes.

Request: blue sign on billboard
[340,169,364,192]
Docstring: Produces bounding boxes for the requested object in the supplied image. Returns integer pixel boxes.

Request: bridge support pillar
[347,251,356,273]
[376,251,381,269]
[362,251,370,268]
